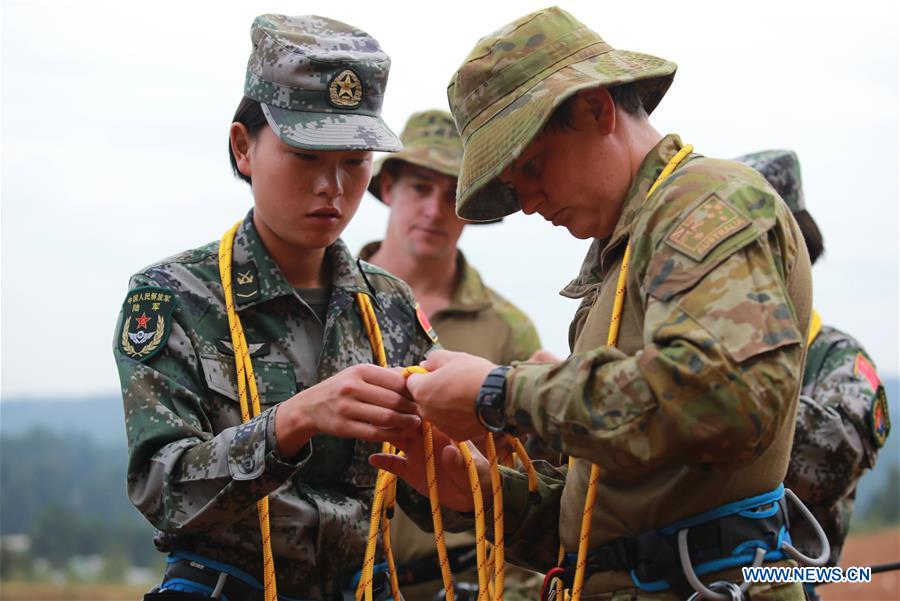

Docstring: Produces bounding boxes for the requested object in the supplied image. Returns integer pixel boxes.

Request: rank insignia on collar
[233,261,260,305]
[415,303,439,343]
[328,69,363,108]
[118,286,176,362]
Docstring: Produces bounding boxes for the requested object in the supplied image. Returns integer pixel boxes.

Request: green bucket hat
[244,14,401,152]
[735,150,805,213]
[368,110,462,201]
[447,6,677,221]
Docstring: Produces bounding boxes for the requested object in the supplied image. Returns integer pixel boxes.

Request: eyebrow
[403,167,439,182]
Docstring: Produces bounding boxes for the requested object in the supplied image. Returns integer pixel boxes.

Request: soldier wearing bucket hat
[738,150,891,601]
[362,109,544,600]
[114,14,436,601]
[373,7,816,601]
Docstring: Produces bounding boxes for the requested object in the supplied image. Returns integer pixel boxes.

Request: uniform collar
[560,134,686,299]
[231,211,372,311]
[446,251,492,313]
[358,241,492,313]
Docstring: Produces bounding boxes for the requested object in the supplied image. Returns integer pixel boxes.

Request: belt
[545,485,792,600]
[158,550,391,601]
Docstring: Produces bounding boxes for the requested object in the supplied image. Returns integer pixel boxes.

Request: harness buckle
[686,580,744,601]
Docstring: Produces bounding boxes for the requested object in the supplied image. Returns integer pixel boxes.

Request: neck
[253,213,330,289]
[369,237,458,300]
[622,112,665,181]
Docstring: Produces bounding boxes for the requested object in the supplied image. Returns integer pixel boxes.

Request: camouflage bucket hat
[448,6,677,221]
[368,110,462,201]
[244,14,401,152]
[735,150,805,213]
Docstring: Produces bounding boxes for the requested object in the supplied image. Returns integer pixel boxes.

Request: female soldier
[113,14,435,601]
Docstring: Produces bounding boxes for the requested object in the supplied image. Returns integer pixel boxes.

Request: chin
[564,223,593,240]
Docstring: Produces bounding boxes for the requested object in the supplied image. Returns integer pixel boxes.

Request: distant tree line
[0,428,158,579]
[1,426,898,582]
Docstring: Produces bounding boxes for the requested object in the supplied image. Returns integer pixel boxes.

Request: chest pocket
[199,352,298,408]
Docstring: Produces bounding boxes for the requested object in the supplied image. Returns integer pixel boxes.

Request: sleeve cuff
[267,405,313,469]
[227,407,311,482]
[505,363,557,436]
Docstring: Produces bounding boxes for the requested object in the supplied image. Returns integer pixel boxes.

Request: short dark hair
[793,209,825,265]
[228,96,268,185]
[543,82,646,133]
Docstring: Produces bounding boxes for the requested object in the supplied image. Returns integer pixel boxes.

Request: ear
[379,168,396,207]
[229,122,253,179]
[576,87,616,136]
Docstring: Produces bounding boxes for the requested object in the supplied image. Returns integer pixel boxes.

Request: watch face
[480,405,505,429]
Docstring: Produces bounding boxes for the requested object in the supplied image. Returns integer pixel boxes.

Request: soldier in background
[738,150,891,601]
[362,109,543,601]
[113,15,433,600]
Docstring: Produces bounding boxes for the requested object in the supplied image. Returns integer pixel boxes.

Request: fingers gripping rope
[219,222,278,601]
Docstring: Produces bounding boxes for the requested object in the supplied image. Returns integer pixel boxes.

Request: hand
[526,349,562,362]
[371,425,491,513]
[406,350,495,442]
[275,364,421,457]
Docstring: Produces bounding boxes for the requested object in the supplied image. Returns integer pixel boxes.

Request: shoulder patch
[118,286,176,362]
[871,386,890,448]
[665,195,751,261]
[415,303,439,343]
[854,353,881,392]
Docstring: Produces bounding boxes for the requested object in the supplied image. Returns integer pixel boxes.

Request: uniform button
[241,456,255,473]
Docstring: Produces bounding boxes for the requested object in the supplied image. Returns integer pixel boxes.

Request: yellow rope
[355,293,402,601]
[457,441,489,599]
[508,436,539,495]
[484,434,504,601]
[219,221,277,601]
[568,144,693,601]
[807,309,822,347]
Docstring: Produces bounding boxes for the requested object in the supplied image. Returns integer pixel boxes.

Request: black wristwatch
[475,365,512,433]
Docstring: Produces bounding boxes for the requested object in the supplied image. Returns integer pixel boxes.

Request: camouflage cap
[735,150,805,213]
[447,6,677,221]
[368,110,462,201]
[244,14,401,152]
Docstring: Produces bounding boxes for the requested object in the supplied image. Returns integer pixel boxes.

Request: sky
[1,0,898,399]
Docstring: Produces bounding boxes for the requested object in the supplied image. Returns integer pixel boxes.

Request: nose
[312,166,343,199]
[517,188,544,216]
[500,169,542,215]
[422,189,446,219]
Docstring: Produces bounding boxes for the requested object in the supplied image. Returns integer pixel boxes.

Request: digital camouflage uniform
[413,8,814,600]
[113,15,428,600]
[114,215,436,598]
[364,110,544,601]
[737,151,891,599]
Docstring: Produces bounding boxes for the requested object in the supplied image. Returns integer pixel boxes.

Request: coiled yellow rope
[219,221,278,601]
[567,144,693,601]
[220,218,544,600]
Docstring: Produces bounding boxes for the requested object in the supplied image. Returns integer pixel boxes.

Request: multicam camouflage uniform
[364,109,544,601]
[737,150,891,595]
[113,14,426,600]
[114,216,435,598]
[421,7,813,600]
